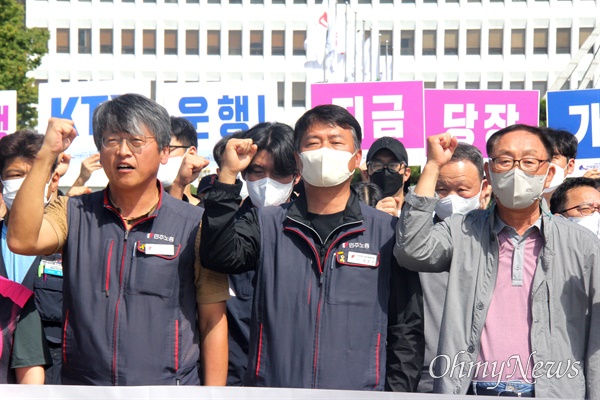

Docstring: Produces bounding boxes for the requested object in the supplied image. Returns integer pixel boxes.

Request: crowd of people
[0,93,599,398]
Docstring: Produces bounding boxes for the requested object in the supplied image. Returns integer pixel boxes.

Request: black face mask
[370,169,405,198]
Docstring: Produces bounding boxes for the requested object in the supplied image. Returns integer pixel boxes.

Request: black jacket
[200,180,424,390]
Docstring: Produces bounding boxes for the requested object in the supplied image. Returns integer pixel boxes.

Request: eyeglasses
[489,156,549,173]
[368,161,406,174]
[559,203,600,216]
[168,145,191,152]
[101,135,156,151]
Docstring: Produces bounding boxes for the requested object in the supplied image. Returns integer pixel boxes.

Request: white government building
[25,0,600,125]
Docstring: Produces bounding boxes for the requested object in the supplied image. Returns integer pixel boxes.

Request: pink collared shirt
[474,216,543,382]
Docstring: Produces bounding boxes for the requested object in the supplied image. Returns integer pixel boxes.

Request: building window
[229,30,242,55]
[510,81,525,90]
[579,27,594,54]
[186,30,199,55]
[250,30,263,56]
[56,28,70,53]
[511,29,525,55]
[532,81,547,97]
[444,30,458,55]
[358,0,372,3]
[292,82,306,107]
[207,0,220,3]
[277,81,284,107]
[293,0,307,3]
[207,30,220,55]
[272,0,285,4]
[379,30,392,55]
[143,0,156,3]
[164,30,177,55]
[488,28,503,55]
[400,30,414,56]
[78,28,91,54]
[443,81,458,89]
[556,28,571,54]
[423,30,436,56]
[100,29,113,54]
[465,81,480,89]
[424,81,436,88]
[164,0,177,3]
[229,0,242,3]
[186,0,200,3]
[466,29,480,55]
[250,0,264,4]
[533,28,548,54]
[272,30,285,56]
[487,81,502,89]
[122,29,135,54]
[401,0,415,3]
[293,30,306,56]
[380,0,393,3]
[143,29,156,55]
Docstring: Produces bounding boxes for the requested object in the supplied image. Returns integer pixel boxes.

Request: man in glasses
[395,124,600,398]
[6,94,229,386]
[366,137,411,216]
[550,177,600,238]
[161,116,206,206]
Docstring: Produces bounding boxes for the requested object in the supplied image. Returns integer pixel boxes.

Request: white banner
[0,90,17,139]
[158,81,277,173]
[0,384,478,399]
[37,81,151,188]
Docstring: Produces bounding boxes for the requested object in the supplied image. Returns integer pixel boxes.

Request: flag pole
[344,2,349,82]
[354,11,358,82]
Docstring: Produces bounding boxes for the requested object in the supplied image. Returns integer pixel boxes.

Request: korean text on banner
[311,81,426,163]
[0,90,17,139]
[424,89,540,158]
[547,89,600,174]
[158,81,275,172]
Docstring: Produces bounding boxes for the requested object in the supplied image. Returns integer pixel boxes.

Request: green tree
[539,97,547,127]
[0,0,49,129]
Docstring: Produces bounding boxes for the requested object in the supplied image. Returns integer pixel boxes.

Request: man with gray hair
[7,93,229,386]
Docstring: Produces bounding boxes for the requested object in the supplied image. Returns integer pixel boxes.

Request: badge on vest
[136,242,180,259]
[336,250,380,267]
[39,259,63,277]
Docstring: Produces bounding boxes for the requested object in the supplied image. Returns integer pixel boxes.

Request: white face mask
[489,168,548,210]
[434,191,481,220]
[543,163,567,194]
[2,177,52,210]
[568,212,600,238]
[299,147,355,187]
[157,149,189,188]
[238,173,249,201]
[246,177,294,208]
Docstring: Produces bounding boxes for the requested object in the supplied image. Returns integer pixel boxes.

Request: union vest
[245,202,396,390]
[61,189,202,385]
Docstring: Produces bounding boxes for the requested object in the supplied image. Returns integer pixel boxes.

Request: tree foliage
[0,0,49,129]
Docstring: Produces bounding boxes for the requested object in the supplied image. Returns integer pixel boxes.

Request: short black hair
[486,124,553,161]
[294,104,362,152]
[541,127,578,160]
[550,177,600,214]
[352,182,383,208]
[449,143,484,181]
[170,116,198,148]
[241,122,297,177]
[0,130,58,176]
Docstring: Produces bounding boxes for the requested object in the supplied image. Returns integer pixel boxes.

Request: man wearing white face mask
[550,177,600,238]
[0,131,60,383]
[416,143,491,393]
[396,124,600,398]
[540,128,578,207]
[224,122,299,386]
[159,116,206,206]
[200,104,424,391]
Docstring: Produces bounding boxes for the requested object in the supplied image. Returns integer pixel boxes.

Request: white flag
[304,3,329,69]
